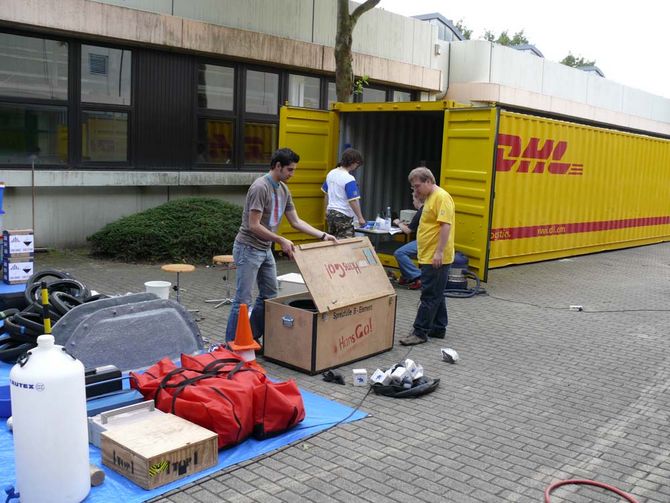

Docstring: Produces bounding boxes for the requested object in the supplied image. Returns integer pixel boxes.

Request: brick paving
[35,243,670,502]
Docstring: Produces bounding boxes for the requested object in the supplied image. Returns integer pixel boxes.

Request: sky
[377,0,670,99]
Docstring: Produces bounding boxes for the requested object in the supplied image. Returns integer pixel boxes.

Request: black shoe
[427,330,446,339]
[399,333,428,346]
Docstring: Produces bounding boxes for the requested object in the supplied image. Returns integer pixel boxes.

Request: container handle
[281,315,294,328]
[99,400,155,424]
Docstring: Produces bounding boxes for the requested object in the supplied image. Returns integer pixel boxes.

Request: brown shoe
[399,333,427,346]
[407,279,422,290]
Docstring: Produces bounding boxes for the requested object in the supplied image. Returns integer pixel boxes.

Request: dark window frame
[194,60,238,169]
[1,28,419,172]
[239,65,280,170]
[285,71,322,109]
[77,41,133,166]
[0,29,71,168]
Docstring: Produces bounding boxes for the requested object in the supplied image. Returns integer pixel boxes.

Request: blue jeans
[412,264,449,338]
[224,241,278,342]
[394,240,420,281]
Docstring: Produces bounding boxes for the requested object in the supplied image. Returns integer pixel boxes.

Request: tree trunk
[335,0,381,103]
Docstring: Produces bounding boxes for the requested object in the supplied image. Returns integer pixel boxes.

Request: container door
[440,107,498,281]
[278,106,338,244]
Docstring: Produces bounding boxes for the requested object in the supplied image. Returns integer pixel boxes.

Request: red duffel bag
[253,380,306,439]
[131,349,306,448]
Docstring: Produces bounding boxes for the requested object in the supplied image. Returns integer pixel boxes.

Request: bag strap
[226,360,246,379]
[200,357,243,374]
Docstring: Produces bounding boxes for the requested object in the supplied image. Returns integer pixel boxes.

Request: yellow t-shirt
[416,186,455,265]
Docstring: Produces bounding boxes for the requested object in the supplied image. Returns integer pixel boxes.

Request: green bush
[87,197,243,263]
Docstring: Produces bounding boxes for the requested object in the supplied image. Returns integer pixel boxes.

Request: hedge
[87,197,243,263]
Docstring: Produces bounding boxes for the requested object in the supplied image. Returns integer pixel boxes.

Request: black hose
[50,291,83,316]
[444,270,481,298]
[1,269,105,364]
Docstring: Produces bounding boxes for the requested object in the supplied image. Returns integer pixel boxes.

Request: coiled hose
[444,270,482,298]
[0,269,108,363]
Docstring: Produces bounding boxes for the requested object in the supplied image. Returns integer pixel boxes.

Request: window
[361,87,387,103]
[244,122,277,165]
[80,44,131,164]
[245,70,278,115]
[0,33,68,164]
[288,74,320,108]
[81,111,128,162]
[198,64,234,111]
[0,33,68,100]
[0,103,67,164]
[327,82,338,109]
[393,90,412,102]
[197,63,236,165]
[81,45,131,105]
[197,118,234,164]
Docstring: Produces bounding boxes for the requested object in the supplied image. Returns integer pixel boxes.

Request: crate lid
[293,237,394,313]
[3,229,33,235]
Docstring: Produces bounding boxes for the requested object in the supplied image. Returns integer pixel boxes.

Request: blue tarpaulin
[0,361,366,502]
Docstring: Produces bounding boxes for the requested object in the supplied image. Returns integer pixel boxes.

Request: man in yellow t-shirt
[399,167,455,346]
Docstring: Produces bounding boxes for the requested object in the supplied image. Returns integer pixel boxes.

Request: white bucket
[144,280,171,299]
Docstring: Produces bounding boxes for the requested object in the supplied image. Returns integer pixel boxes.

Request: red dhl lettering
[496,134,583,175]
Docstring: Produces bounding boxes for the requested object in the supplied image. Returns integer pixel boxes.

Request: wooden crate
[101,413,218,489]
[265,237,396,374]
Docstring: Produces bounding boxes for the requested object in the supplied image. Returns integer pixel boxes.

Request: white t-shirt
[321,167,361,218]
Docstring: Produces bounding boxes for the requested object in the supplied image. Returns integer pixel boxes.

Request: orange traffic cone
[229,304,265,373]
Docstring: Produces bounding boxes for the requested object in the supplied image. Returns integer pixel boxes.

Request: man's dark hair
[340,148,363,168]
[270,148,300,168]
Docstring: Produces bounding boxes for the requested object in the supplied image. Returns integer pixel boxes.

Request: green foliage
[455,20,472,40]
[483,29,529,46]
[87,197,243,263]
[561,53,596,68]
[353,75,369,95]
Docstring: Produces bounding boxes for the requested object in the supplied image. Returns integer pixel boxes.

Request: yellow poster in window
[82,116,127,162]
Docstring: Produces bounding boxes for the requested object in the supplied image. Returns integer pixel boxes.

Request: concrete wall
[93,0,436,68]
[0,170,258,247]
[447,40,670,135]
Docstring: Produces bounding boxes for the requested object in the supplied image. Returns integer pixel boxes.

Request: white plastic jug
[9,334,90,503]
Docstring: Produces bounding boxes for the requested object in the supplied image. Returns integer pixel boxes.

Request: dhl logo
[496,134,583,175]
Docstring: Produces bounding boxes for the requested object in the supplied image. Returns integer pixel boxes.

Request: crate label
[3,233,34,254]
[3,259,34,282]
[112,449,135,474]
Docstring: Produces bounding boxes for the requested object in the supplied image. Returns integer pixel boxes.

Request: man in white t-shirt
[321,148,366,238]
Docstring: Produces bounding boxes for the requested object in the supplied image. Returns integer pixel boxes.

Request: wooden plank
[315,295,396,371]
[264,294,316,372]
[293,237,394,312]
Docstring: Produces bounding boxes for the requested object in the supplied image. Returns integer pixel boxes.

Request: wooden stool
[205,255,236,309]
[160,263,195,304]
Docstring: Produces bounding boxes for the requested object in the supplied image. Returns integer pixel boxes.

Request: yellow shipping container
[279,103,670,280]
[491,111,670,267]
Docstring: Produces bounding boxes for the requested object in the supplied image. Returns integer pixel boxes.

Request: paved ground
[37,243,670,502]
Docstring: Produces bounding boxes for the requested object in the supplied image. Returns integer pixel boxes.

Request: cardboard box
[2,256,34,284]
[264,237,396,374]
[2,229,34,256]
[101,413,218,490]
